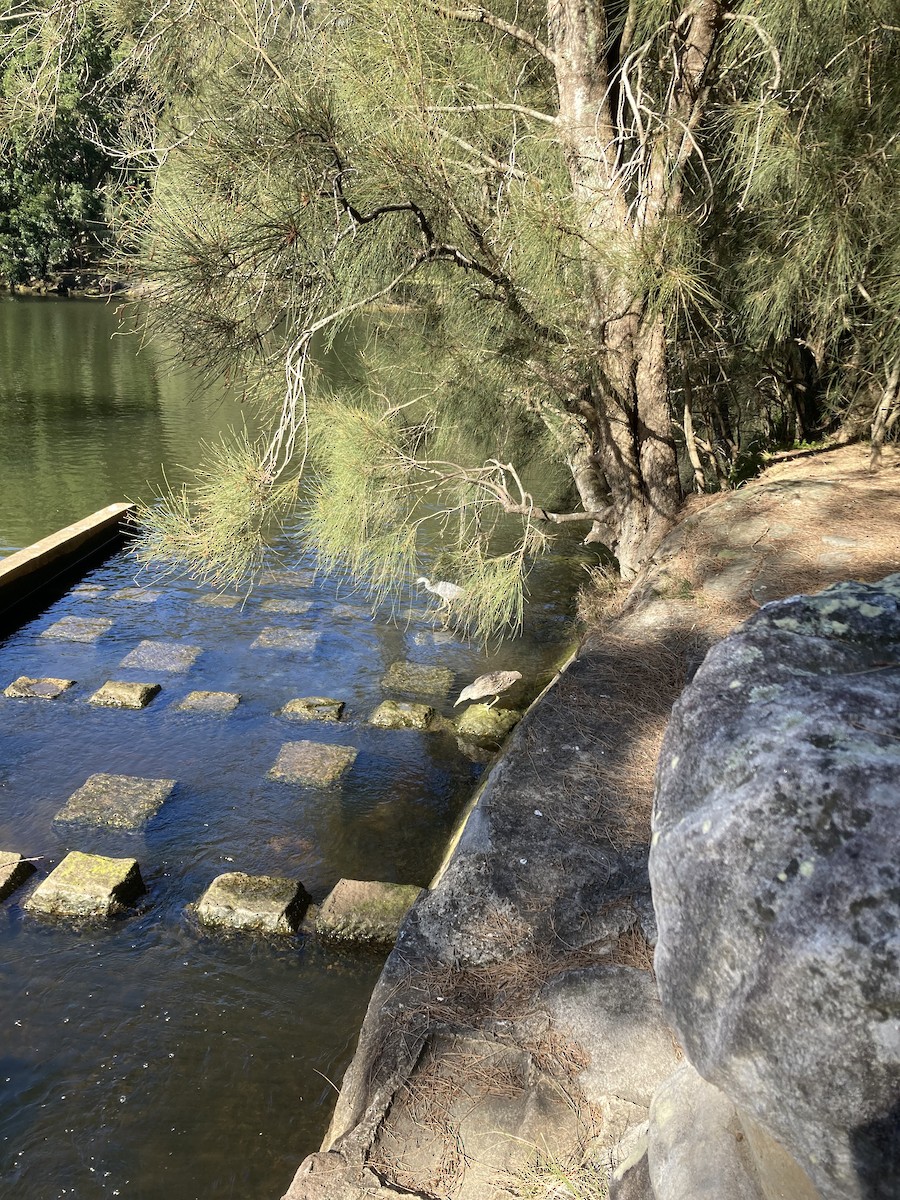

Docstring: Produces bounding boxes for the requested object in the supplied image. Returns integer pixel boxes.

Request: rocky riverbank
[281,443,900,1200]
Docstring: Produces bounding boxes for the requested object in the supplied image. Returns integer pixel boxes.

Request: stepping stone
[332,603,364,620]
[260,598,313,615]
[3,676,75,700]
[251,628,319,652]
[316,879,423,944]
[24,851,145,920]
[174,690,241,714]
[259,567,315,587]
[411,630,456,647]
[88,680,161,709]
[119,640,201,672]
[71,583,106,595]
[54,773,176,830]
[41,616,113,643]
[268,741,357,785]
[456,703,521,744]
[0,852,37,903]
[195,871,310,935]
[279,696,344,722]
[369,700,436,731]
[382,661,454,698]
[196,593,242,609]
[109,587,162,603]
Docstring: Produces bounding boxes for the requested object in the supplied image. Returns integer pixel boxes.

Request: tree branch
[425,102,556,124]
[427,2,556,66]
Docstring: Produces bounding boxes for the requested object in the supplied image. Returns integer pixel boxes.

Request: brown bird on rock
[454,670,522,709]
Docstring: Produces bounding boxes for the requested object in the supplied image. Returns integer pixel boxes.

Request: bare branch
[427,2,556,66]
[425,102,556,124]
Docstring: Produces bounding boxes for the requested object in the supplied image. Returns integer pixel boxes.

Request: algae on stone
[268,740,358,785]
[175,690,241,714]
[195,871,310,934]
[456,704,522,744]
[24,851,145,920]
[89,680,161,709]
[316,878,423,944]
[0,852,36,902]
[382,661,454,698]
[279,697,345,722]
[369,700,436,730]
[54,772,177,829]
[251,627,320,651]
[4,676,75,700]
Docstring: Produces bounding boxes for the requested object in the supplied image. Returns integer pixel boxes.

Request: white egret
[416,577,464,605]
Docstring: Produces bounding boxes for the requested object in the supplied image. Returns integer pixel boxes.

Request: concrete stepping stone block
[260,598,313,615]
[456,704,522,744]
[89,680,161,709]
[195,871,310,935]
[55,773,177,830]
[316,878,423,944]
[259,567,315,587]
[411,630,456,647]
[71,583,106,595]
[4,676,75,700]
[196,592,242,608]
[25,851,145,920]
[174,690,241,714]
[0,852,37,902]
[251,627,319,652]
[119,640,201,672]
[278,697,345,722]
[41,615,113,642]
[268,740,357,785]
[109,587,162,603]
[382,660,454,698]
[369,700,436,730]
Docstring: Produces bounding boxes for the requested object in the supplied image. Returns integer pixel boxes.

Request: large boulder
[650,575,900,1200]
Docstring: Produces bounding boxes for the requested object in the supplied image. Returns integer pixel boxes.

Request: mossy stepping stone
[381,661,454,698]
[0,852,36,902]
[369,700,436,730]
[251,628,319,651]
[89,680,161,709]
[41,616,113,642]
[456,704,522,744]
[268,741,357,785]
[54,773,177,829]
[120,640,202,671]
[25,851,144,920]
[109,587,161,603]
[195,872,310,935]
[278,697,345,722]
[3,676,75,700]
[316,879,423,944]
[175,690,241,714]
[260,598,313,615]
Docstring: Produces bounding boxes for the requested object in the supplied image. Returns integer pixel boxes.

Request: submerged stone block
[316,878,422,944]
[119,640,202,672]
[196,592,242,609]
[175,690,241,714]
[0,852,37,902]
[41,616,113,643]
[251,627,319,652]
[109,587,162,603]
[279,696,345,722]
[71,583,106,596]
[268,740,357,785]
[55,772,176,830]
[259,567,315,587]
[369,700,436,730]
[260,598,313,615]
[195,871,310,935]
[25,851,144,920]
[3,676,75,700]
[381,661,454,698]
[456,704,522,744]
[89,680,161,709]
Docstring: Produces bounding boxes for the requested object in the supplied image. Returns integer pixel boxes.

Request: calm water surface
[0,297,584,1199]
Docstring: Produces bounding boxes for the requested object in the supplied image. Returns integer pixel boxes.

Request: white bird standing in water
[416,577,464,606]
[455,670,523,708]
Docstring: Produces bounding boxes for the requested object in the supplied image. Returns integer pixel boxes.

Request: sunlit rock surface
[0,851,36,902]
[25,851,145,920]
[381,661,454,698]
[268,741,358,785]
[455,704,521,744]
[316,879,422,944]
[368,700,435,730]
[88,680,160,709]
[279,697,345,722]
[41,615,113,642]
[175,690,241,714]
[119,640,202,671]
[195,871,310,935]
[54,772,177,829]
[3,675,74,699]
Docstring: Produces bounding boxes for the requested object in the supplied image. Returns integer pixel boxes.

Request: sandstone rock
[381,661,453,698]
[120,640,201,671]
[109,587,161,603]
[368,700,435,730]
[279,697,345,722]
[175,690,241,714]
[195,871,310,934]
[25,851,144,919]
[316,879,422,944]
[41,616,113,642]
[55,772,177,829]
[651,575,900,1200]
[251,627,320,651]
[0,851,36,902]
[260,598,313,615]
[456,703,521,744]
[269,740,357,785]
[88,680,161,709]
[4,676,74,700]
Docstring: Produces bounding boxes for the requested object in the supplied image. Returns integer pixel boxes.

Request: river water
[0,297,584,1199]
